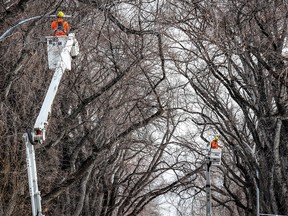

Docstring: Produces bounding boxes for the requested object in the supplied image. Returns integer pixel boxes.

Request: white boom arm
[33,34,76,142]
[206,148,223,216]
[206,160,212,216]
[23,33,79,216]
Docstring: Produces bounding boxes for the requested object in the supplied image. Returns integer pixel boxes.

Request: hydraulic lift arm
[206,148,222,216]
[22,33,79,216]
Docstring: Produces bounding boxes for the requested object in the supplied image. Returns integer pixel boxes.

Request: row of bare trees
[163,0,288,215]
[1,0,288,215]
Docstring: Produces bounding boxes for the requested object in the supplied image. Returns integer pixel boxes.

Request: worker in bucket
[51,11,69,36]
[211,136,222,149]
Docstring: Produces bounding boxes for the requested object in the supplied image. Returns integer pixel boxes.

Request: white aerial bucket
[46,33,79,71]
[209,149,222,166]
[46,36,70,70]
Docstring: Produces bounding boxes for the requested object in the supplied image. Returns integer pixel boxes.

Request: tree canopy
[0,0,287,215]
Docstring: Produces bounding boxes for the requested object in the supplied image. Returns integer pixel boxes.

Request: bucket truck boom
[205,147,223,216]
[22,33,79,216]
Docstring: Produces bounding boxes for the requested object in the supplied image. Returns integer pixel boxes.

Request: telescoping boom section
[23,33,79,216]
[206,148,223,216]
[33,33,79,144]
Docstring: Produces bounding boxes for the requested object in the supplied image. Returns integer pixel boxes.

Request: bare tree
[0,0,204,215]
[164,0,288,215]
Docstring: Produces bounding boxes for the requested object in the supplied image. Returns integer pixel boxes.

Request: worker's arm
[51,21,57,30]
[64,21,69,35]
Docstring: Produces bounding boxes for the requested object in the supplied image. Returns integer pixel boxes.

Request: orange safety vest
[211,140,221,149]
[51,18,69,36]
